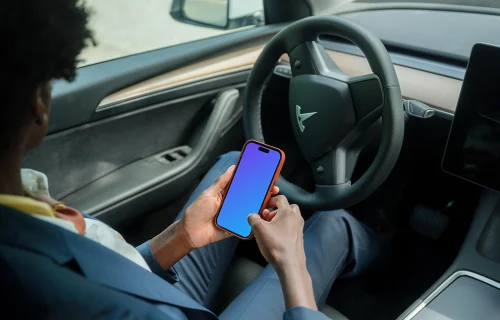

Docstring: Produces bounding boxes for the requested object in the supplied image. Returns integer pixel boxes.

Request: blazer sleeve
[283,307,331,320]
[136,240,180,284]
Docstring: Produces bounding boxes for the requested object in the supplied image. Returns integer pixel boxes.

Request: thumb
[248,213,264,230]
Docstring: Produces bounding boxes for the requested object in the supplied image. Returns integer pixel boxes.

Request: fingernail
[226,165,235,172]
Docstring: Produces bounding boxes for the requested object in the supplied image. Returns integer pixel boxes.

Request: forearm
[276,263,317,311]
[150,220,193,270]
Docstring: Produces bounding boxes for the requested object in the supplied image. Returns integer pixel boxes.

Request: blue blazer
[0,205,326,320]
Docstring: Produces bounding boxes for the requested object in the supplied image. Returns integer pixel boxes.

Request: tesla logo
[296,105,317,133]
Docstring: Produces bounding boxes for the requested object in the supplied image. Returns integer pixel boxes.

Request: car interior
[23,0,500,319]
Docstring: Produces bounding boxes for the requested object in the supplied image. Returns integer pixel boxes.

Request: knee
[304,211,352,252]
[315,210,350,224]
[219,151,240,163]
[216,151,240,169]
[307,210,351,233]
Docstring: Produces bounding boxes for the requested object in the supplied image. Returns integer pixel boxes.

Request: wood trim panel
[99,46,264,107]
[99,46,462,114]
[325,51,462,114]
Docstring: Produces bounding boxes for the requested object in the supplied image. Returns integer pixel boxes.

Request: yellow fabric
[0,194,55,217]
[52,203,67,211]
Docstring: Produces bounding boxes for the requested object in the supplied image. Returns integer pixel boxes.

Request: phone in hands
[215,140,285,240]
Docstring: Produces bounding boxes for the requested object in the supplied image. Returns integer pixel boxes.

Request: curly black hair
[0,0,94,148]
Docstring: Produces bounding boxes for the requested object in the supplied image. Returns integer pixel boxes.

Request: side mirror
[170,0,264,30]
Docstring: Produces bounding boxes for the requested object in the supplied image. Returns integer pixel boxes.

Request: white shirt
[21,169,151,271]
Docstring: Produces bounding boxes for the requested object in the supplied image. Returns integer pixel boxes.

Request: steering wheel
[244,16,405,211]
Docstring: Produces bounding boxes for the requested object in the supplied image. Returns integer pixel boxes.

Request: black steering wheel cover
[244,16,404,210]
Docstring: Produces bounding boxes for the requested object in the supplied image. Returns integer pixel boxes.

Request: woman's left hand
[180,165,279,249]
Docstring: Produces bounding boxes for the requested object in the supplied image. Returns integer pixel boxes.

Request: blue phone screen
[217,142,282,238]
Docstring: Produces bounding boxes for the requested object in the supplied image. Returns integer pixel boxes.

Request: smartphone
[215,140,285,239]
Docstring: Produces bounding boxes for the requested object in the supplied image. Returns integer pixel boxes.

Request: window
[79,0,264,67]
[354,0,500,8]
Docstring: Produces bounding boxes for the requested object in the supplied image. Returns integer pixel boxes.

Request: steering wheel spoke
[289,41,347,79]
[290,40,384,121]
[311,118,382,185]
[348,74,385,121]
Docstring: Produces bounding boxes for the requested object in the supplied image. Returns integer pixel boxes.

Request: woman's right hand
[248,196,317,311]
[248,195,306,271]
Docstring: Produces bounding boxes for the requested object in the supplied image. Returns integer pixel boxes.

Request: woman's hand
[180,165,279,249]
[151,165,278,269]
[248,196,317,311]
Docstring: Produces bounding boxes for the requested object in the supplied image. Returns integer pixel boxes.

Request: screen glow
[217,142,281,238]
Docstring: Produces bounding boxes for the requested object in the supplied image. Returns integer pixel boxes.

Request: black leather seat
[217,258,349,319]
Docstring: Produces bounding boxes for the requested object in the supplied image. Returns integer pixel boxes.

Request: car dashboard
[273,39,500,320]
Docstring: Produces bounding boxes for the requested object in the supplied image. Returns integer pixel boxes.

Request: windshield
[355,0,500,8]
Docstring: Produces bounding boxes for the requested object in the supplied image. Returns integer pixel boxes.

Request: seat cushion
[217,258,348,319]
[322,304,349,320]
[216,257,264,313]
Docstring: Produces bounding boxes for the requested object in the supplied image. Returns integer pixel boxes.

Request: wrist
[276,261,309,283]
[272,251,307,275]
[150,220,193,270]
[275,259,317,311]
[177,216,197,251]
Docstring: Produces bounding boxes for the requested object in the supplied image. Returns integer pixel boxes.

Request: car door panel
[45,25,282,134]
[25,94,207,200]
[62,89,240,225]
[22,25,286,226]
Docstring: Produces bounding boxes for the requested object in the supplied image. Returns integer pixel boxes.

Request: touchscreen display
[442,43,500,190]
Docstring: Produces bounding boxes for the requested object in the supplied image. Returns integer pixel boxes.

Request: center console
[408,271,500,320]
[399,43,500,320]
[407,271,500,320]
[398,191,500,319]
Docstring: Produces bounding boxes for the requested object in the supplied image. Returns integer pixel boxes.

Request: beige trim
[326,51,462,114]
[98,46,264,108]
[99,47,462,114]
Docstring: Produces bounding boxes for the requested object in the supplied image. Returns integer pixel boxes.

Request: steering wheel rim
[244,16,405,211]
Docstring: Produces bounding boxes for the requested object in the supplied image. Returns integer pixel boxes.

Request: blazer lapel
[0,206,215,318]
[62,229,214,314]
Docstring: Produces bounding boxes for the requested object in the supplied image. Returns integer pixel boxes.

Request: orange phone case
[215,140,286,240]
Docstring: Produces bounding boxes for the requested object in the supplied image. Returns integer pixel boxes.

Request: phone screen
[216,142,282,238]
